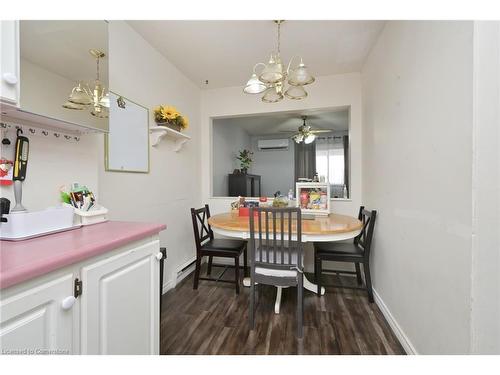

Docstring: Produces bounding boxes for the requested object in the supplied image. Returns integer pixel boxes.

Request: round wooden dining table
[208,211,363,313]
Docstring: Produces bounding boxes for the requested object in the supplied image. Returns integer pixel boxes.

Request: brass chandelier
[243,20,315,103]
[62,49,109,118]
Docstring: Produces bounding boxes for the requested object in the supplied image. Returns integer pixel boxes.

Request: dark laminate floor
[160,265,405,355]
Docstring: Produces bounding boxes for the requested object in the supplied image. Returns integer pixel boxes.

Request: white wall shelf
[1,105,107,135]
[149,125,191,151]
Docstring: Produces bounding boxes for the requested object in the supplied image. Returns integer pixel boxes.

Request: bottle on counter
[343,184,348,199]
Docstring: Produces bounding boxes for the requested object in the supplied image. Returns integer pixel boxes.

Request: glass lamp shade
[99,92,110,108]
[284,85,307,100]
[68,83,92,105]
[259,55,284,84]
[62,101,85,110]
[292,134,304,143]
[243,73,267,94]
[90,104,109,118]
[304,133,316,144]
[262,86,284,103]
[288,61,315,86]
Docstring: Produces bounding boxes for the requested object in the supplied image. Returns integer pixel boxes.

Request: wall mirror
[19,20,109,132]
[105,92,150,173]
[212,107,350,199]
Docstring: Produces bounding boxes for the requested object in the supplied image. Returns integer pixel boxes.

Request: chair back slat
[273,210,277,256]
[249,207,302,270]
[353,205,377,258]
[265,211,269,264]
[280,212,285,264]
[190,204,214,254]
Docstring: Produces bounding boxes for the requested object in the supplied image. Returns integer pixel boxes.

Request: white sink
[0,206,79,241]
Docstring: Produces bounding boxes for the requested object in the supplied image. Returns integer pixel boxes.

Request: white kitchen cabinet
[0,273,76,355]
[0,21,20,106]
[0,236,161,355]
[80,240,160,355]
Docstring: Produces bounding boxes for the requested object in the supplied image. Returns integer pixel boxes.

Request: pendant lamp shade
[261,86,284,103]
[259,55,284,84]
[284,85,307,100]
[243,73,267,94]
[288,61,315,86]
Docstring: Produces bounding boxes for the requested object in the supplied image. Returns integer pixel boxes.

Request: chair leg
[297,275,304,339]
[364,261,374,303]
[243,246,248,277]
[207,256,213,276]
[234,256,240,294]
[249,275,255,330]
[193,256,202,290]
[315,256,322,296]
[355,262,362,286]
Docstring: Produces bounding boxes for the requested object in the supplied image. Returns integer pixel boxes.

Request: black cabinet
[228,173,261,197]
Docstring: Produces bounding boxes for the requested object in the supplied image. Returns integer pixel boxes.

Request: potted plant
[153,105,189,132]
[236,149,253,174]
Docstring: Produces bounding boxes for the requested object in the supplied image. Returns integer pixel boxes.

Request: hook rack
[0,121,82,142]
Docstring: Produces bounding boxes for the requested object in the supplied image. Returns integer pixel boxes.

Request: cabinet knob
[155,252,163,261]
[61,296,76,310]
[2,73,18,85]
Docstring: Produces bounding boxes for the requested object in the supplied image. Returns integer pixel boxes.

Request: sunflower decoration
[154,105,189,131]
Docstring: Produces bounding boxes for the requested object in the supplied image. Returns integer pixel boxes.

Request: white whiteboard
[106,92,149,173]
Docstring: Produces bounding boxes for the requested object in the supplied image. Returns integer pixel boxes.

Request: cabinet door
[0,21,19,105]
[0,273,76,355]
[80,240,160,355]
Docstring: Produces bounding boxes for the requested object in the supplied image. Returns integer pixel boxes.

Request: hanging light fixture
[291,116,330,144]
[62,49,109,118]
[243,20,315,103]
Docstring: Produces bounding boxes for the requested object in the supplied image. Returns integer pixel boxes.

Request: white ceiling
[128,20,385,89]
[214,108,349,136]
[20,20,108,83]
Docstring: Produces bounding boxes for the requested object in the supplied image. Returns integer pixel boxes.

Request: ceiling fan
[282,116,331,144]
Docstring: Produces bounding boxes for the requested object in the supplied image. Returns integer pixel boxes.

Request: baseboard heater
[176,259,196,283]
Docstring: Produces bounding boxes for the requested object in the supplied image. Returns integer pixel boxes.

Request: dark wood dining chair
[313,206,377,302]
[248,207,304,338]
[190,204,247,294]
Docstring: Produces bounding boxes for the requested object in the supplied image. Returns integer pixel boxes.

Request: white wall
[249,134,295,197]
[1,59,102,211]
[0,131,99,212]
[201,72,362,217]
[362,21,474,354]
[212,122,250,196]
[471,21,500,354]
[98,21,201,290]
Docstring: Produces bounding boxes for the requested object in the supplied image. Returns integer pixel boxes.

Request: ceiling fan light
[243,73,267,94]
[292,134,304,143]
[304,133,316,144]
[284,85,308,100]
[288,61,315,86]
[261,86,284,103]
[68,82,92,105]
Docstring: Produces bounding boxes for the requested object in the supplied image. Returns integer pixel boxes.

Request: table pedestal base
[242,275,325,314]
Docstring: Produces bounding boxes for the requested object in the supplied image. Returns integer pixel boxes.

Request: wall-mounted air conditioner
[257,138,289,151]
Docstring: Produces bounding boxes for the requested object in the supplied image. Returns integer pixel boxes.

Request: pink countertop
[0,221,166,290]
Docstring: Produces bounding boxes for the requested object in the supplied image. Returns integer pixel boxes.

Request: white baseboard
[373,288,418,355]
[162,279,175,295]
